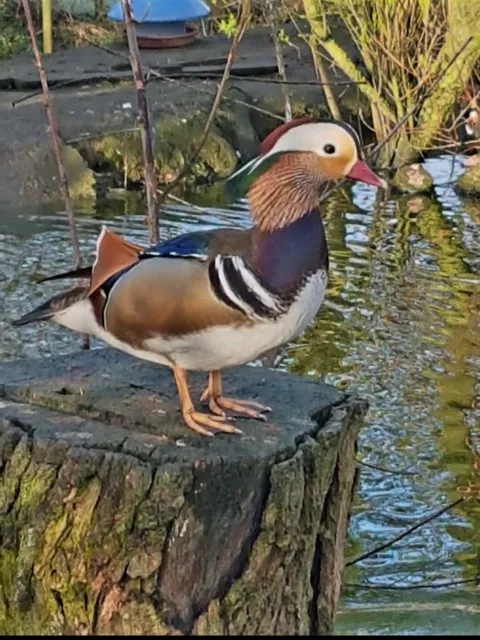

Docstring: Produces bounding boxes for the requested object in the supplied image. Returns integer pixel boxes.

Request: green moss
[62,145,96,200]
[89,114,238,187]
[34,511,69,579]
[194,599,226,635]
[126,545,162,580]
[455,160,480,196]
[16,462,58,518]
[105,598,174,635]
[56,583,91,633]
[392,163,434,193]
[69,477,102,548]
[0,550,18,629]
[0,436,31,514]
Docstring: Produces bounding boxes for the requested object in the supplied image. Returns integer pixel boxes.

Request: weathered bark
[0,349,366,635]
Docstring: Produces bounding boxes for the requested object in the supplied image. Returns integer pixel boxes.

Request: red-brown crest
[259,117,314,155]
[89,227,143,296]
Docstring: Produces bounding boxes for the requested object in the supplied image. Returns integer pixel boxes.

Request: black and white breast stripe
[209,255,286,321]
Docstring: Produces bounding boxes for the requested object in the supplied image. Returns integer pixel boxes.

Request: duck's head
[227,118,386,230]
[464,107,479,138]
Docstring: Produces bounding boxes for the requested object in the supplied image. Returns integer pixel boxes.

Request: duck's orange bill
[347,160,387,189]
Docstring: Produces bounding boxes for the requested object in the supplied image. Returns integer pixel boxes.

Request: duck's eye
[323,144,336,155]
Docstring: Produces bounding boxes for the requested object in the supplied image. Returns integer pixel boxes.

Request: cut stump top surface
[0,348,345,465]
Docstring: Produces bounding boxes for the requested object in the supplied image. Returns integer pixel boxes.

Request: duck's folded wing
[101,255,249,343]
[102,254,287,348]
[142,228,287,322]
[101,229,287,343]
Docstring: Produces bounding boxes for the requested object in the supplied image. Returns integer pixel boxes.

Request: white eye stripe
[210,255,286,320]
[214,255,252,316]
[231,256,283,312]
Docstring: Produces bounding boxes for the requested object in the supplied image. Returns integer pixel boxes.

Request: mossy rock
[61,144,96,199]
[396,193,433,216]
[454,157,480,196]
[392,163,434,193]
[88,115,238,186]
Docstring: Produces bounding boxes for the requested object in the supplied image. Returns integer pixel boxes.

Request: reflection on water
[0,156,479,634]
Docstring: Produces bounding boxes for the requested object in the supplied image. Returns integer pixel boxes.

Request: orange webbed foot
[200,371,272,422]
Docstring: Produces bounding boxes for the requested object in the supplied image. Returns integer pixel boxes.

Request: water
[1,156,479,634]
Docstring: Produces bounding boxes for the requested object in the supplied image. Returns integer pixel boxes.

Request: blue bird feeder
[108,0,211,49]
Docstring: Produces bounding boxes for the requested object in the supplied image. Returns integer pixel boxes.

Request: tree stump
[0,349,366,635]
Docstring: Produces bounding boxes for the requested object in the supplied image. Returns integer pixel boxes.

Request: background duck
[462,108,480,165]
[12,119,385,436]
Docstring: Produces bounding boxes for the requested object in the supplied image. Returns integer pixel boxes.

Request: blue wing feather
[141,230,212,261]
[102,231,212,292]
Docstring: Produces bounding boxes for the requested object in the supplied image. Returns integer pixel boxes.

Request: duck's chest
[251,208,329,299]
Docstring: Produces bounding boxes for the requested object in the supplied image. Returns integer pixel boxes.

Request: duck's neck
[247,151,327,231]
[251,208,328,296]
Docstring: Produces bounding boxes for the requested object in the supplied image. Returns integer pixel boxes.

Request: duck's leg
[172,365,242,437]
[200,370,272,421]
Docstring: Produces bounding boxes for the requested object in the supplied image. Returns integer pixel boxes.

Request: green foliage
[0,0,30,60]
[302,0,480,165]
[277,28,290,45]
[216,10,239,38]
[87,114,238,188]
[0,24,30,60]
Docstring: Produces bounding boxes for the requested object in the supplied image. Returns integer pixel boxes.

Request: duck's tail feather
[38,265,93,283]
[89,227,143,295]
[11,285,89,327]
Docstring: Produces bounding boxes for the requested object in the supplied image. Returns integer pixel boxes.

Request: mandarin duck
[12,119,385,436]
[464,107,479,142]
[461,107,480,164]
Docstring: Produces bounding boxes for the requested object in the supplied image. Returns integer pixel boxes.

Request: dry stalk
[20,0,88,348]
[120,0,159,243]
[346,496,466,567]
[158,0,252,202]
[265,0,292,122]
[20,0,82,269]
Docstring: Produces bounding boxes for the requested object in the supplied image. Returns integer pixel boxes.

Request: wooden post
[0,349,366,635]
[42,0,53,54]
